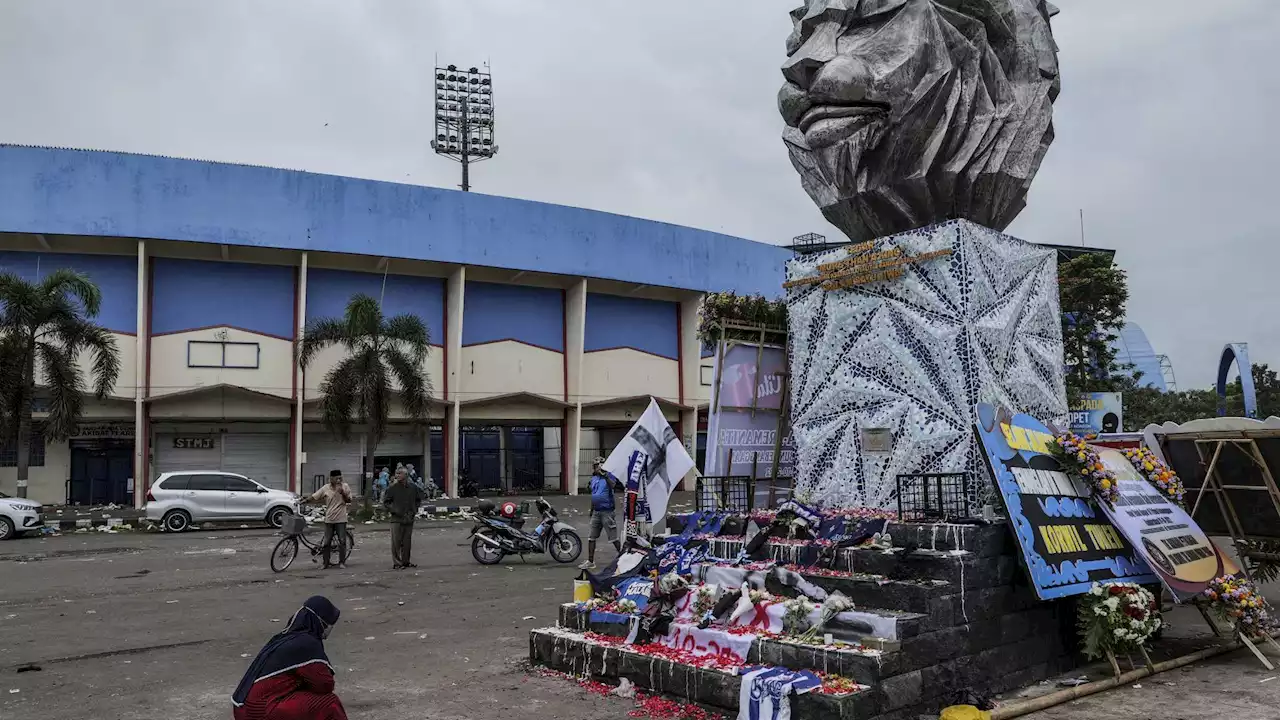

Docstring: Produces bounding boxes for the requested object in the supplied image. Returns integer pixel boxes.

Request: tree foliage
[298,294,433,496]
[697,292,788,345]
[0,270,122,497]
[1118,363,1280,431]
[1058,253,1131,400]
[1223,363,1280,418]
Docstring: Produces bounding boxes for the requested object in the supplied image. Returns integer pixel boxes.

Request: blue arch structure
[1216,343,1257,418]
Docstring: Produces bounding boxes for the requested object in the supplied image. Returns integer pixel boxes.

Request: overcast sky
[0,1,1274,389]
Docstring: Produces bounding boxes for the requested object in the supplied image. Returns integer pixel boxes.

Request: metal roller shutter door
[375,431,423,457]
[222,433,290,491]
[154,434,222,477]
[302,434,362,495]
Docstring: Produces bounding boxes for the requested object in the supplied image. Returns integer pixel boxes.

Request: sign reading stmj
[173,437,216,450]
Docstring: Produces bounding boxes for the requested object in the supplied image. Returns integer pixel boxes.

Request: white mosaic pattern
[785,220,1067,513]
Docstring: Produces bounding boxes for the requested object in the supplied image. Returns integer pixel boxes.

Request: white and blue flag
[737,666,822,720]
[602,398,695,527]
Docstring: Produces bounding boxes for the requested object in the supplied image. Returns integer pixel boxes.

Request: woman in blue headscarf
[232,596,347,720]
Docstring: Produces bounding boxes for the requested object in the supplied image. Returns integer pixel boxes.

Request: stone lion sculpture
[780,0,1061,242]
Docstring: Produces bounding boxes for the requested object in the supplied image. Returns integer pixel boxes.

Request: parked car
[145,471,299,532]
[0,492,43,540]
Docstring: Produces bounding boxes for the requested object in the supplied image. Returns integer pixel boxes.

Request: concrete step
[536,609,1078,719]
[530,627,882,719]
[558,603,909,684]
[883,521,1011,557]
[697,561,954,615]
[835,546,1019,590]
[664,516,1012,558]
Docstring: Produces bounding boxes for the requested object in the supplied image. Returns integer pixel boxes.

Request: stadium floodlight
[432,61,497,192]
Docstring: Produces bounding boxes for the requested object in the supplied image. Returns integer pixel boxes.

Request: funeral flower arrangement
[1121,446,1185,506]
[798,593,855,643]
[781,598,816,635]
[1051,432,1119,505]
[690,584,719,618]
[1203,575,1273,635]
[1077,582,1161,660]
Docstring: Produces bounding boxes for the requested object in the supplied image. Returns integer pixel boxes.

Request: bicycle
[270,515,356,572]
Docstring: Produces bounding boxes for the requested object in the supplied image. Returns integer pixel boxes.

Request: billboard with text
[705,341,795,479]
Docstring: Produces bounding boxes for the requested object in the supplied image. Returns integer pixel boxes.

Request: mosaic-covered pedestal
[785,220,1067,513]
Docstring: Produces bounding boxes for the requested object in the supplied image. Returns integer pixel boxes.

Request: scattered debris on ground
[530,667,724,720]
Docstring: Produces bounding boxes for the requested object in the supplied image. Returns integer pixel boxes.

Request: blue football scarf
[737,665,822,720]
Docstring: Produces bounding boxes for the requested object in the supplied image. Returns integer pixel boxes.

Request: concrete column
[293,252,308,494]
[445,401,460,497]
[679,294,703,404]
[678,295,703,491]
[444,266,465,496]
[564,279,587,495]
[133,240,149,509]
[564,405,582,494]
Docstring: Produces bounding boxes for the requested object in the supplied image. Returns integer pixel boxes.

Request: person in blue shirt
[580,456,623,569]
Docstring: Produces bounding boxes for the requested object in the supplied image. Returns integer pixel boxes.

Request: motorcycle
[465,497,582,565]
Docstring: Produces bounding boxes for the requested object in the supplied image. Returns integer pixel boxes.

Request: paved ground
[0,514,638,720]
[0,501,1275,720]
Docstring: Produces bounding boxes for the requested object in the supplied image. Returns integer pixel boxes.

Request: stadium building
[0,145,789,507]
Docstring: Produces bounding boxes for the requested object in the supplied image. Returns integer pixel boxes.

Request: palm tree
[298,293,433,507]
[0,270,122,498]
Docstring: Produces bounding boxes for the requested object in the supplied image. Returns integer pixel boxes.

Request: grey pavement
[0,502,1276,720]
[0,517,636,720]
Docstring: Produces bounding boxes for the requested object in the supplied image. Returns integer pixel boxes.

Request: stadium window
[0,432,46,467]
[187,340,261,369]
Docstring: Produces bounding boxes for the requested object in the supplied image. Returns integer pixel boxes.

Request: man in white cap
[580,456,624,569]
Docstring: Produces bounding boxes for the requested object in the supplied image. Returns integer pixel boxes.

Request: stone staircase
[529,520,1081,720]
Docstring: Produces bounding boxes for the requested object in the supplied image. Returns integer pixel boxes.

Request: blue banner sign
[974,403,1156,600]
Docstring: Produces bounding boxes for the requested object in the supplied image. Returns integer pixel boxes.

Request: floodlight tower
[430,63,496,192]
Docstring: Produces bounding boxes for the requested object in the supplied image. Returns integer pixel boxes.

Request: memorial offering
[1076,582,1162,661]
[1049,431,1120,506]
[1121,445,1186,506]
[975,403,1156,600]
[1202,576,1274,634]
[1094,446,1237,602]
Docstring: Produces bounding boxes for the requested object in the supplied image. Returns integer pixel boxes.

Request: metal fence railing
[697,475,754,513]
[695,476,796,513]
[895,472,971,523]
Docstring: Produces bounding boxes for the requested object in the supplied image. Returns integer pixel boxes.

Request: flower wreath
[1203,575,1274,635]
[1121,446,1186,507]
[1077,582,1161,660]
[690,584,719,618]
[781,597,816,635]
[1051,432,1119,505]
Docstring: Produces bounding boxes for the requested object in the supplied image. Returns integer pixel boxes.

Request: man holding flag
[580,456,624,570]
[600,398,697,544]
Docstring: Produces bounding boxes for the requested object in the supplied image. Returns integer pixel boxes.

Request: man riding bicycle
[306,470,352,569]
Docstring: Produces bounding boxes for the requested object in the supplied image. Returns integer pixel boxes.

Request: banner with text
[1094,447,1239,602]
[975,403,1156,600]
[1069,392,1123,434]
[705,341,796,479]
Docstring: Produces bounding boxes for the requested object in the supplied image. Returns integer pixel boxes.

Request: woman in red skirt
[232,596,347,720]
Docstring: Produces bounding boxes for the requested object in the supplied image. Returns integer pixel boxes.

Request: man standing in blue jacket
[580,456,623,570]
